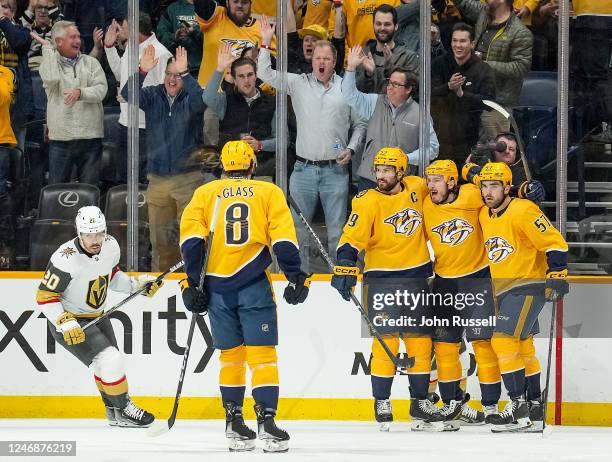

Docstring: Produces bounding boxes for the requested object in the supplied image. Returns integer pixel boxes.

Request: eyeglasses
[164,71,183,79]
[385,79,408,89]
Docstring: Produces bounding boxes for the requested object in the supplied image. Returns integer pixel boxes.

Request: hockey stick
[541,299,557,438]
[288,196,415,370]
[83,260,185,331]
[482,99,532,181]
[147,195,222,437]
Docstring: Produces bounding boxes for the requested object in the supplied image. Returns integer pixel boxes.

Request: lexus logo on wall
[58,191,80,207]
[123,193,147,208]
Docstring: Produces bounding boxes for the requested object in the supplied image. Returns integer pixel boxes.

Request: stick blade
[397,356,415,370]
[482,99,511,119]
[146,421,171,438]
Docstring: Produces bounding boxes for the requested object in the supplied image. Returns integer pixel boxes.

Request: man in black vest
[203,43,276,180]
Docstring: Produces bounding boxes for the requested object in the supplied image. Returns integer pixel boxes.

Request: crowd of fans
[0,0,609,271]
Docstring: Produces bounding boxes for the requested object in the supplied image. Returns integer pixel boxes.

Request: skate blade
[443,421,460,432]
[378,422,391,432]
[491,418,533,433]
[516,420,543,433]
[262,439,289,453]
[228,438,256,452]
[146,422,170,437]
[411,420,444,432]
[116,421,153,429]
[459,420,486,426]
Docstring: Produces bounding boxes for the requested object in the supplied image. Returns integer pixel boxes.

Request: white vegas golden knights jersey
[36,235,131,318]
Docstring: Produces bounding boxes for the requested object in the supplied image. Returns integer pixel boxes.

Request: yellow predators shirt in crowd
[251,0,297,19]
[0,65,16,145]
[572,0,612,16]
[424,183,488,278]
[338,176,430,273]
[180,177,298,291]
[479,198,568,295]
[196,5,277,85]
[328,0,401,49]
[303,0,333,29]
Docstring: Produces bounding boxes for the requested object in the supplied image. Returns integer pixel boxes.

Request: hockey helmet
[425,159,458,184]
[477,162,513,187]
[373,147,408,174]
[220,140,257,172]
[75,206,106,234]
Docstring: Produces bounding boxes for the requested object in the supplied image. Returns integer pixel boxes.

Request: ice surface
[1,419,611,462]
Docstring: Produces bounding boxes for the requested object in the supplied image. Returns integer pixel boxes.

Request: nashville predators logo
[86,275,109,309]
[431,219,474,246]
[220,38,257,57]
[383,208,422,236]
[484,237,515,263]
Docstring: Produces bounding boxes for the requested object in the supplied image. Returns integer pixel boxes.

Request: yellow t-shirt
[196,5,277,86]
[303,0,333,29]
[180,177,299,291]
[328,0,401,49]
[423,184,488,278]
[338,176,431,274]
[251,0,297,19]
[479,198,568,295]
[0,66,16,146]
[572,0,612,16]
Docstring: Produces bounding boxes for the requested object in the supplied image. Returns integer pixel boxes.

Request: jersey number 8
[226,203,250,245]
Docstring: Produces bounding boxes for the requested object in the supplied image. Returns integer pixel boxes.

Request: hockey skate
[409,398,445,432]
[489,399,532,433]
[458,394,485,426]
[114,400,155,428]
[483,404,499,424]
[374,399,393,432]
[439,399,463,431]
[224,402,256,452]
[516,400,544,433]
[105,406,118,426]
[254,404,289,453]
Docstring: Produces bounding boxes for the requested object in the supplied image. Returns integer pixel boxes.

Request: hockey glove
[545,269,569,301]
[518,180,545,205]
[56,312,85,346]
[131,274,163,298]
[180,278,209,313]
[284,273,312,305]
[461,162,481,184]
[331,260,359,301]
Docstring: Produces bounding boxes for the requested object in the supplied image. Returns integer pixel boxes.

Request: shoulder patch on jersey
[355,189,369,199]
[104,235,113,242]
[383,207,422,236]
[432,218,474,246]
[484,237,515,263]
[59,246,77,259]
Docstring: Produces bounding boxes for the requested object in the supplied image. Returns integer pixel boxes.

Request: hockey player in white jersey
[36,206,162,427]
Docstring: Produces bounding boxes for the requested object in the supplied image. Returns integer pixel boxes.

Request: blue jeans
[48,138,102,185]
[289,160,348,271]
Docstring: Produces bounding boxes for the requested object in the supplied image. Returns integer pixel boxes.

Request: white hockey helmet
[75,206,107,234]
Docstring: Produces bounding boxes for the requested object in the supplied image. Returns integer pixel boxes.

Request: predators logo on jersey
[484,237,515,263]
[431,218,474,246]
[86,274,109,309]
[383,207,422,236]
[220,38,257,57]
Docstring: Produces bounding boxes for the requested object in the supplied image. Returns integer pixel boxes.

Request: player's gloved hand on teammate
[180,278,209,313]
[283,272,311,305]
[545,268,569,301]
[331,260,359,301]
[56,312,85,345]
[131,274,163,298]
[518,180,545,205]
[461,162,481,184]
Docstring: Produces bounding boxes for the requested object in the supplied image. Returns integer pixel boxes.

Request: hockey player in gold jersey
[423,160,499,429]
[36,206,162,428]
[179,140,310,452]
[478,162,569,432]
[331,147,444,431]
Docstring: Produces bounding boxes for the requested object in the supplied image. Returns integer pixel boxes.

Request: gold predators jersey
[0,66,16,145]
[424,183,488,278]
[479,198,568,295]
[303,0,333,30]
[337,176,431,276]
[196,6,277,85]
[327,0,401,49]
[180,178,301,292]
